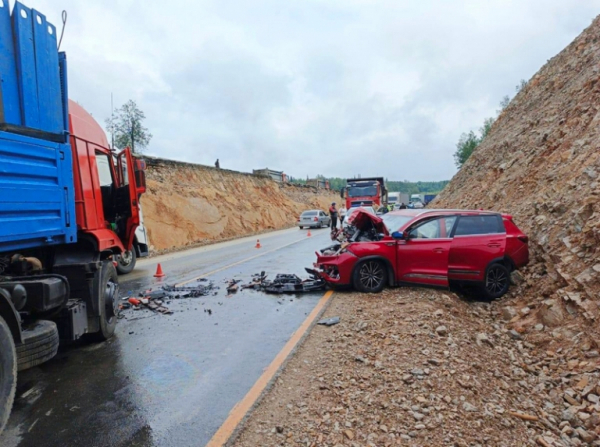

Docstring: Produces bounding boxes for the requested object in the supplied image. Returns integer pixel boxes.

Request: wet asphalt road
[1,227,333,447]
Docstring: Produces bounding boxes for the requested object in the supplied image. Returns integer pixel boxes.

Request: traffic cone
[255,239,262,249]
[307,229,312,237]
[154,263,165,277]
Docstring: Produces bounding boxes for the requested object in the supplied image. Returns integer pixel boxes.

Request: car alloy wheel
[359,261,385,291]
[485,264,508,296]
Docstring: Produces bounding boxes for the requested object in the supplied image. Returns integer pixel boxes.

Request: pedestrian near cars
[399,202,407,209]
[329,202,338,230]
[339,206,347,224]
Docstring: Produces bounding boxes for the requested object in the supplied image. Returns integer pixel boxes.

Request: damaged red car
[312,209,529,299]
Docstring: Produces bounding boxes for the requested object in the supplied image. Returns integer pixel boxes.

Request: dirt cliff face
[436,17,600,339]
[140,158,339,251]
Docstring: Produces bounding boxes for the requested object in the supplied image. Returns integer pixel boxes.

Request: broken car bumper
[311,250,357,285]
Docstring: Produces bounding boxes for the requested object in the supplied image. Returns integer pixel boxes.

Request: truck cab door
[115,148,140,251]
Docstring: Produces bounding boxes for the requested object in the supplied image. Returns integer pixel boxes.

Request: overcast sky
[15,0,600,181]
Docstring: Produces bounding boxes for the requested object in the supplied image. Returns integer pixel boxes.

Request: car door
[448,214,507,282]
[395,216,454,287]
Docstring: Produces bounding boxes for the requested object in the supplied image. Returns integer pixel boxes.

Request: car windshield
[381,214,412,232]
[348,185,377,197]
[301,211,318,217]
[348,206,375,216]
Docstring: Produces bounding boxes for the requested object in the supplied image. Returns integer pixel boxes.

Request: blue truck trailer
[0,2,146,432]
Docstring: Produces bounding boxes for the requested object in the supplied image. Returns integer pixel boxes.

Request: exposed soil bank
[140,157,339,251]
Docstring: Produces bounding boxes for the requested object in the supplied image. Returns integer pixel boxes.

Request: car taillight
[314,217,318,221]
[518,235,528,243]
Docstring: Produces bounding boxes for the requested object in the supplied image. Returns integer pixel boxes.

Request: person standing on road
[339,205,347,225]
[329,202,338,230]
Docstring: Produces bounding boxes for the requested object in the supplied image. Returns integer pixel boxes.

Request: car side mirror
[392,231,404,240]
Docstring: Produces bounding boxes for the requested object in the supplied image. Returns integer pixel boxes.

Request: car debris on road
[120,281,219,316]
[317,316,340,326]
[241,272,325,294]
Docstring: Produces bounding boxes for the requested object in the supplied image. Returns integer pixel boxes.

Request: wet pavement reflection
[1,228,332,447]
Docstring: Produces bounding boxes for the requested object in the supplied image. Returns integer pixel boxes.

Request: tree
[516,79,527,92]
[105,100,152,153]
[497,95,510,114]
[453,131,480,168]
[479,117,495,140]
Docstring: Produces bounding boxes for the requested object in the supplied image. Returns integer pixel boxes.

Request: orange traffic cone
[307,229,312,237]
[255,239,262,249]
[154,263,165,277]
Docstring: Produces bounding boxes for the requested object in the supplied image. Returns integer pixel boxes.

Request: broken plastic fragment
[318,316,340,326]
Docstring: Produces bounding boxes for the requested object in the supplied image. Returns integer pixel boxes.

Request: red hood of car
[347,209,388,235]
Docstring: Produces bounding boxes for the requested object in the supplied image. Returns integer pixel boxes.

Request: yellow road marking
[206,290,334,447]
[174,237,311,287]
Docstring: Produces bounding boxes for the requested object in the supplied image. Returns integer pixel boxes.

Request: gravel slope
[233,289,600,447]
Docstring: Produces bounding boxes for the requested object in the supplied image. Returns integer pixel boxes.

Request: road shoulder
[231,288,597,446]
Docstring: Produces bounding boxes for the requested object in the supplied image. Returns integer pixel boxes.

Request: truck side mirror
[392,231,405,240]
[134,159,146,195]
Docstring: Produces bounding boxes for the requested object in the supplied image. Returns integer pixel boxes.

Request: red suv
[312,209,529,299]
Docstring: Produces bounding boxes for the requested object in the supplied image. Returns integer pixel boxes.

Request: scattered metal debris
[226,279,241,294]
[162,282,218,298]
[318,316,340,326]
[242,272,325,294]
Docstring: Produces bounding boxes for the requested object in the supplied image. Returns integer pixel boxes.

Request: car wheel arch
[353,255,395,287]
[487,256,513,272]
[502,255,516,272]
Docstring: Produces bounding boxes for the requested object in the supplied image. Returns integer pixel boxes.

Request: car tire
[299,226,303,229]
[353,260,387,293]
[16,320,59,371]
[116,248,137,275]
[0,316,17,434]
[87,261,119,341]
[481,263,510,300]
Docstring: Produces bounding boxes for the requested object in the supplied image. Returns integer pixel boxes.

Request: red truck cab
[342,177,388,209]
[69,100,145,255]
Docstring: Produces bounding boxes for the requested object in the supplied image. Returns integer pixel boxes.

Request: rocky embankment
[234,290,600,447]
[140,157,338,251]
[430,15,600,446]
[436,16,600,353]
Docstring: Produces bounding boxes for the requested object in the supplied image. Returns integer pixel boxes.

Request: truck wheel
[352,260,387,293]
[88,261,119,341]
[16,320,59,371]
[0,316,17,433]
[116,249,137,275]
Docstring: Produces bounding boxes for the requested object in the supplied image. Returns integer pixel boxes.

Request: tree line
[290,177,449,194]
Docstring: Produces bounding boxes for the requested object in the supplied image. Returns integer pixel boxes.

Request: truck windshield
[348,186,377,197]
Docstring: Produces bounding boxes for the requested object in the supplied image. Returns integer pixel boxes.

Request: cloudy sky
[14,0,600,181]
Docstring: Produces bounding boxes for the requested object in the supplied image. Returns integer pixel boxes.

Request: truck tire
[0,315,17,433]
[16,320,59,371]
[116,248,137,275]
[88,261,119,341]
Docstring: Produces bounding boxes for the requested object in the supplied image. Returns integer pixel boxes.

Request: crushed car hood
[347,209,388,235]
